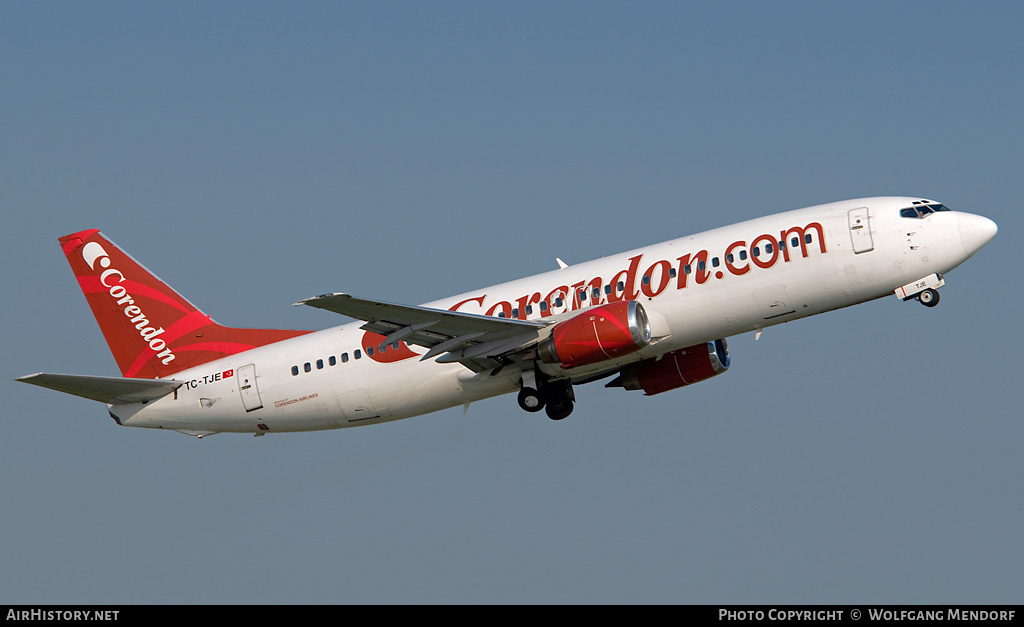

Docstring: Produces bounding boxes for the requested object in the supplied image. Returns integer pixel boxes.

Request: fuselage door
[237,363,263,412]
[848,207,874,254]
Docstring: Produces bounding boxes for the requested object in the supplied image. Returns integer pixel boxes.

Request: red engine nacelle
[610,338,730,395]
[538,300,652,368]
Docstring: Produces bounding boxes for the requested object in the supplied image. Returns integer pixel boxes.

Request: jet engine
[538,300,652,368]
[608,338,730,395]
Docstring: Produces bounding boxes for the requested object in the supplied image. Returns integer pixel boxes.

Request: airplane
[18,196,996,437]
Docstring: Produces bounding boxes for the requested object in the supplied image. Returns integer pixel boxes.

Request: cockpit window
[900,203,951,219]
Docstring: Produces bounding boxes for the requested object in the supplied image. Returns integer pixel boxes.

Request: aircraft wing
[17,373,183,404]
[294,292,546,372]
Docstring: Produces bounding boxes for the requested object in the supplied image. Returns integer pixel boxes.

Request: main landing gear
[518,371,575,421]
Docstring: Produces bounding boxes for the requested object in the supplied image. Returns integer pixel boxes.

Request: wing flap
[17,373,182,404]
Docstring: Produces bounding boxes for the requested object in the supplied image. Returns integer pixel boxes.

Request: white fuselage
[109,197,995,436]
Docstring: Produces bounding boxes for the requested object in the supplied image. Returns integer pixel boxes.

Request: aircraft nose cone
[958,212,998,256]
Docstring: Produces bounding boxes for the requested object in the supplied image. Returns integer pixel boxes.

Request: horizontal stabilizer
[17,373,182,404]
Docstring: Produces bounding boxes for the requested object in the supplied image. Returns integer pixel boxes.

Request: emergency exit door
[848,208,874,254]
[237,364,263,412]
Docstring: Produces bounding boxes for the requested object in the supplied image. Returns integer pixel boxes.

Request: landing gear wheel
[918,288,940,307]
[545,398,574,421]
[517,387,545,412]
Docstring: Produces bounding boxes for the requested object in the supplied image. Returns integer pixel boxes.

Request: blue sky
[3,2,1021,603]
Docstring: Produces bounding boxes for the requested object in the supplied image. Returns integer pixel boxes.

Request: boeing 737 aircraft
[19,197,996,437]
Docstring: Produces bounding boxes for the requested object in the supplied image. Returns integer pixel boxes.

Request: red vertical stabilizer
[60,229,311,379]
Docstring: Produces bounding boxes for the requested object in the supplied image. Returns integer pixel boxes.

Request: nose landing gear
[896,274,945,308]
[917,288,940,307]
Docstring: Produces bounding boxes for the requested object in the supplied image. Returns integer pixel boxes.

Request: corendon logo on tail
[81,242,176,366]
[62,229,311,380]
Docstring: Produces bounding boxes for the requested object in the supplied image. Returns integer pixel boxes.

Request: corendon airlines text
[450,222,827,319]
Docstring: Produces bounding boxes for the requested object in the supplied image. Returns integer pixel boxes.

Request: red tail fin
[60,229,311,379]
